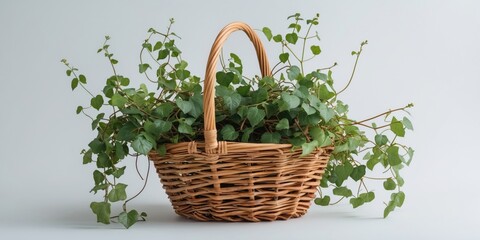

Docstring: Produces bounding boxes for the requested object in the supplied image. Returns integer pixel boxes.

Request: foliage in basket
[62,13,414,228]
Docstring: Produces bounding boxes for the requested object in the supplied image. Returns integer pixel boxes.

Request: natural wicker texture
[148,22,333,222]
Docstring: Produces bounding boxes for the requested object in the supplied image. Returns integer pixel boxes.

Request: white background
[1,0,479,239]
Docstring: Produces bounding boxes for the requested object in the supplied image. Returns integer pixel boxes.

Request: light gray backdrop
[1,0,479,239]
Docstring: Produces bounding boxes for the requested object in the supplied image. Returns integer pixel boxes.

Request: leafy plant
[62,14,414,228]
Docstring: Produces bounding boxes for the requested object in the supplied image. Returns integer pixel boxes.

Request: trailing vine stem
[337,40,368,95]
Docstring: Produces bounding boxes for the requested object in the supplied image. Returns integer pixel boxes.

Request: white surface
[1,0,479,239]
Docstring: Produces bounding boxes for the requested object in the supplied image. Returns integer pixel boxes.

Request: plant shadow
[51,202,190,229]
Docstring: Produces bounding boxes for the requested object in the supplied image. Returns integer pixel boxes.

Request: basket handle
[203,22,271,153]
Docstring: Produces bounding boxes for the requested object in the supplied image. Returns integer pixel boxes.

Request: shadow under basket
[148,141,333,222]
[147,22,333,222]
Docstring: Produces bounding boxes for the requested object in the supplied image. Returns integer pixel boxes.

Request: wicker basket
[148,22,333,222]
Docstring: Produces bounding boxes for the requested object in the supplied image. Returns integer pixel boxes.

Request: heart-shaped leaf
[119,210,139,229]
[247,107,265,127]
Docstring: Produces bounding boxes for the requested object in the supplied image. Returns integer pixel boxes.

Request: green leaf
[236,85,250,97]
[241,128,253,142]
[285,33,298,44]
[392,191,405,207]
[310,45,321,55]
[76,106,83,114]
[289,136,306,147]
[384,201,396,218]
[142,42,152,51]
[175,60,188,70]
[251,88,268,103]
[336,101,348,114]
[157,144,167,156]
[302,103,316,115]
[280,93,301,110]
[178,122,193,134]
[403,117,414,130]
[216,71,234,86]
[220,124,239,141]
[216,85,231,97]
[144,120,172,138]
[102,86,114,98]
[157,49,169,60]
[279,53,289,63]
[91,113,104,130]
[387,145,402,166]
[175,69,190,80]
[83,150,93,164]
[374,134,388,146]
[189,93,203,118]
[66,69,72,76]
[139,63,150,73]
[333,187,353,197]
[90,95,104,110]
[71,78,78,90]
[367,155,381,170]
[96,152,112,168]
[288,23,301,32]
[314,196,330,206]
[76,75,87,85]
[350,197,365,208]
[90,183,108,194]
[262,27,272,41]
[390,117,405,137]
[318,84,334,100]
[90,202,111,224]
[359,192,375,203]
[117,123,137,141]
[317,102,335,123]
[131,135,154,155]
[176,99,193,114]
[88,138,105,154]
[350,165,366,181]
[111,93,128,108]
[115,142,126,159]
[406,147,415,166]
[309,127,324,141]
[333,142,349,153]
[108,183,127,202]
[309,127,332,147]
[119,210,139,229]
[301,140,318,156]
[230,53,242,65]
[153,41,163,51]
[260,132,281,143]
[313,71,328,81]
[273,34,282,42]
[153,103,174,118]
[275,118,290,130]
[118,77,129,86]
[334,162,353,185]
[383,178,397,190]
[93,170,105,185]
[223,93,242,112]
[112,167,127,178]
[287,66,301,80]
[247,107,265,127]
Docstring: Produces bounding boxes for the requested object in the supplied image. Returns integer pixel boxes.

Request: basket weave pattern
[148,22,333,222]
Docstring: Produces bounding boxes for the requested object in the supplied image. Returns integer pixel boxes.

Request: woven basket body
[148,22,333,222]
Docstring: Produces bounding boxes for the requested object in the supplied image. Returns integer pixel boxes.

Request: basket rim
[149,140,334,155]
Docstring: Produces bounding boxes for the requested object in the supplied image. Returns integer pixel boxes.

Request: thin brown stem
[123,157,151,211]
[337,41,367,95]
[330,197,345,205]
[352,105,412,125]
[135,155,144,180]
